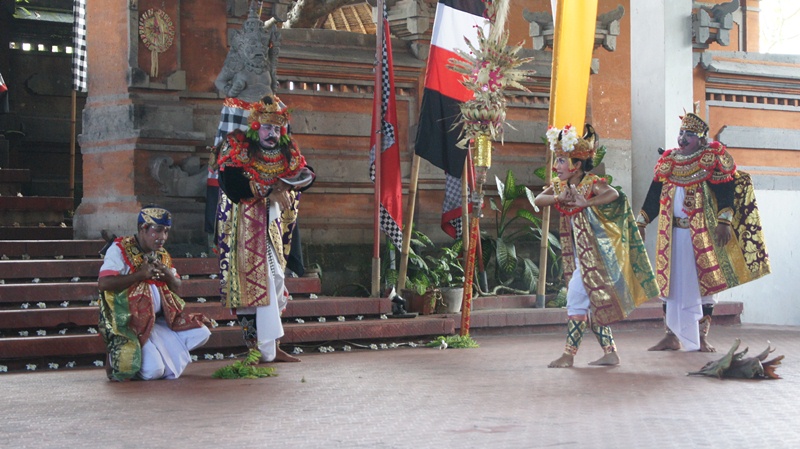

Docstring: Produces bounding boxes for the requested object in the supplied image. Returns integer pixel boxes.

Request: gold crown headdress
[249,95,289,127]
[546,123,597,160]
[679,102,709,138]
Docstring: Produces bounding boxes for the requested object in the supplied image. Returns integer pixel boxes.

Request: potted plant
[386,230,465,314]
[428,239,465,313]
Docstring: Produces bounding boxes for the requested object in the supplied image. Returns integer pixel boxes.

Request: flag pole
[69,90,77,199]
[397,154,420,291]
[371,0,385,297]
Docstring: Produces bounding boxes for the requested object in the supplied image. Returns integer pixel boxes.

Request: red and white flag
[414,0,488,238]
[369,4,403,248]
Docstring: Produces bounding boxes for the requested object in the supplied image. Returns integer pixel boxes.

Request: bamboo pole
[397,154,420,291]
[69,90,77,199]
[370,0,385,297]
[535,152,552,307]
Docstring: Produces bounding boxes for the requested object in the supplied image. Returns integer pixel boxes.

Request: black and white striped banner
[72,0,88,92]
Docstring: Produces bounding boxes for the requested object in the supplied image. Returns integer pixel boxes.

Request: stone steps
[0,239,744,374]
[0,239,453,371]
[0,170,74,240]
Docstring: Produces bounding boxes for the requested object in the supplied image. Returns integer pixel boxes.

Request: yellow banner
[548,0,599,129]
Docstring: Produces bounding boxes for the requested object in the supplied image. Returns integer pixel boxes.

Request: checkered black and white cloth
[72,0,88,92]
[368,4,403,249]
[442,173,466,238]
[214,106,251,146]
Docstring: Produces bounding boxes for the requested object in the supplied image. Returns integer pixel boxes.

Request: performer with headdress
[536,124,658,368]
[98,206,214,381]
[638,105,770,352]
[215,94,315,363]
[206,2,280,252]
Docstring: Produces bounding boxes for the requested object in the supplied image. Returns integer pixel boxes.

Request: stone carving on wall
[692,0,739,48]
[150,156,207,197]
[386,0,434,60]
[524,5,625,52]
[215,3,281,102]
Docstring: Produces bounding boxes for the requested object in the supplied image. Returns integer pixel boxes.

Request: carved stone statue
[214,3,280,102]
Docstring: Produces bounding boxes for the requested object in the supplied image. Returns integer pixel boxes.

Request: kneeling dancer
[98,206,214,381]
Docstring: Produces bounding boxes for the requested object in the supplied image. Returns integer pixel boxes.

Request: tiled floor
[3,324,798,448]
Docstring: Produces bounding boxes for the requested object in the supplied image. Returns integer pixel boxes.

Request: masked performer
[98,207,214,381]
[216,95,315,362]
[536,125,658,368]
[638,106,770,352]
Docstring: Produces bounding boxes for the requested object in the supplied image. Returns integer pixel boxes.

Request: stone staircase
[0,240,744,374]
[0,168,74,240]
[0,240,455,373]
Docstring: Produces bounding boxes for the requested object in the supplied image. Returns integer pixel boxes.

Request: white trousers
[662,187,717,351]
[140,318,211,380]
[566,256,591,317]
[237,235,288,362]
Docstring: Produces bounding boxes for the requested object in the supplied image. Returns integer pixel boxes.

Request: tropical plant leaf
[533,166,550,181]
[503,170,517,199]
[593,144,607,167]
[489,197,501,212]
[385,269,398,287]
[481,236,496,267]
[524,186,539,212]
[547,231,561,250]
[516,208,541,226]
[413,230,434,247]
[495,237,517,275]
[495,175,506,203]
[521,257,539,292]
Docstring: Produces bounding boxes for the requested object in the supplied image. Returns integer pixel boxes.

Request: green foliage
[546,287,568,308]
[426,334,479,349]
[212,349,278,379]
[386,229,464,295]
[481,169,560,292]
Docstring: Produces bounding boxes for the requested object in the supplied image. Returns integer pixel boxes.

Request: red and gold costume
[98,236,212,381]
[544,124,658,362]
[639,127,770,350]
[554,174,658,327]
[640,142,770,297]
[215,95,315,361]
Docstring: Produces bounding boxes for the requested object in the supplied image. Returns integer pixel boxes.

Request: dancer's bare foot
[648,333,681,351]
[699,336,716,353]
[589,352,620,366]
[272,347,301,362]
[548,354,574,368]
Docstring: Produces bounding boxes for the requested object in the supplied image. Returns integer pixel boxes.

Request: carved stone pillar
[74,0,214,244]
